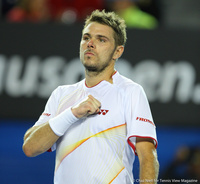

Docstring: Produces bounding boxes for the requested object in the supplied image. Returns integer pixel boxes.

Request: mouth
[84,50,95,56]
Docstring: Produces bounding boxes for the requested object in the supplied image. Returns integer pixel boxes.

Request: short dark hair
[83,10,127,46]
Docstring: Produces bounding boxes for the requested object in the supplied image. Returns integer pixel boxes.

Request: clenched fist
[71,95,101,118]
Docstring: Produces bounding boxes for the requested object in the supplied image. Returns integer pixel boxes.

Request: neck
[85,67,116,87]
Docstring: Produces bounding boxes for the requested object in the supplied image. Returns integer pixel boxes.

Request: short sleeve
[125,85,158,155]
[34,87,60,126]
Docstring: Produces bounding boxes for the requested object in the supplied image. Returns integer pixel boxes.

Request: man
[23,10,159,184]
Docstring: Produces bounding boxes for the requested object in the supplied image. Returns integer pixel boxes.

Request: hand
[71,95,101,118]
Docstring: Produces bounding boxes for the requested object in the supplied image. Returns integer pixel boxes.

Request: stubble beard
[83,55,113,77]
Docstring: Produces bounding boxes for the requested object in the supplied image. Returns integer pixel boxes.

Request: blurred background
[0,0,200,183]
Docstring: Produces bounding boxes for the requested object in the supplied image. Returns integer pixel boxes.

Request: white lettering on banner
[37,56,66,98]
[0,55,6,93]
[157,61,195,103]
[21,56,40,97]
[5,55,25,97]
[116,59,199,104]
[0,54,200,104]
[5,56,40,97]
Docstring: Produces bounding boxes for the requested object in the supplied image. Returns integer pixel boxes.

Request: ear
[113,45,124,60]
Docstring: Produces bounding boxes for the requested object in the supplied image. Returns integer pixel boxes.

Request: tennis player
[23,10,159,184]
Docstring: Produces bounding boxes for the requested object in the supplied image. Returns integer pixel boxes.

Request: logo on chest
[98,109,109,115]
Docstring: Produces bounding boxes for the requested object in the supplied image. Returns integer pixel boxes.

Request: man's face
[80,22,117,73]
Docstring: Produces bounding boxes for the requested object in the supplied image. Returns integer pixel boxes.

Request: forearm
[139,151,159,184]
[23,122,59,157]
[22,95,100,157]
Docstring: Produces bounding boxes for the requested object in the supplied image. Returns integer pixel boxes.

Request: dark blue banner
[0,23,199,125]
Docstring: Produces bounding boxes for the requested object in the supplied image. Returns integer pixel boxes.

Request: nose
[87,39,95,48]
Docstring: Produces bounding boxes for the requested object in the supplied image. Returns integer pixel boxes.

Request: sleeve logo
[42,113,51,117]
[136,117,154,126]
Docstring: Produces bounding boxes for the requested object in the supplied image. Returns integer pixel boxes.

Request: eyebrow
[83,33,110,41]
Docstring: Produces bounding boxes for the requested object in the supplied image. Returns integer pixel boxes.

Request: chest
[87,92,125,134]
[56,88,127,156]
[57,86,125,131]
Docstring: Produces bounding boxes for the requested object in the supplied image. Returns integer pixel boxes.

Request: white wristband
[49,108,79,137]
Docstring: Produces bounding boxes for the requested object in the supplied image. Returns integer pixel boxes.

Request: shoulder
[114,72,143,95]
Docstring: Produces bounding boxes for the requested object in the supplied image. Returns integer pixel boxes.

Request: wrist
[49,108,79,137]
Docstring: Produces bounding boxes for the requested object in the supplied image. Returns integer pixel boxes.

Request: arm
[22,122,59,157]
[136,137,159,184]
[22,95,101,157]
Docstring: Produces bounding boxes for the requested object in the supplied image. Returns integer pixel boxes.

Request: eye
[99,38,106,43]
[83,36,89,41]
